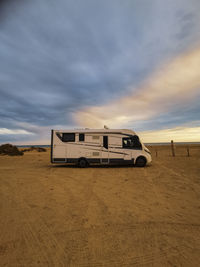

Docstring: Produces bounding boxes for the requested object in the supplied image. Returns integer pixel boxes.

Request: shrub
[0,144,24,156]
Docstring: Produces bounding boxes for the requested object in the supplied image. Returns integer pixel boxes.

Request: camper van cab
[51,129,152,167]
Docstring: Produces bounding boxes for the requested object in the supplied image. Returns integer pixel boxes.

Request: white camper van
[51,129,152,167]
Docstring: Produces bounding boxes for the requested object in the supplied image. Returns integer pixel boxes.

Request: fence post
[155,149,158,157]
[187,146,190,157]
[171,140,175,157]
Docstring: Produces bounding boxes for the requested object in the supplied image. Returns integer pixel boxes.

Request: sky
[0,0,200,144]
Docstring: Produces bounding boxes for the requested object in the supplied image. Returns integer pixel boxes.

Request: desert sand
[0,145,200,266]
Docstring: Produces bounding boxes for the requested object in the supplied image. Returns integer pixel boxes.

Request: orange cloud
[138,126,200,143]
[74,46,200,128]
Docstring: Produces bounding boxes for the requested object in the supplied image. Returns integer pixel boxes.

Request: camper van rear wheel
[78,158,88,168]
[135,156,146,167]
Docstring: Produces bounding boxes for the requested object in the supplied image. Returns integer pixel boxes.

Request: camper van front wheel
[135,156,146,167]
[78,158,88,168]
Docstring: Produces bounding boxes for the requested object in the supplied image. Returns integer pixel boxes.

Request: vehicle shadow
[50,164,151,169]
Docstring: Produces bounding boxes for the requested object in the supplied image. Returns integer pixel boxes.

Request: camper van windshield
[122,135,142,149]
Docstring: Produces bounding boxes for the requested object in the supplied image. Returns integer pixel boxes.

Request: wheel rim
[136,158,146,167]
[79,160,86,167]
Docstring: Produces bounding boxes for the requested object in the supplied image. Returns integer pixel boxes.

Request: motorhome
[51,129,152,167]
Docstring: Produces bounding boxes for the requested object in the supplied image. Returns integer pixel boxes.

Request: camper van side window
[122,136,142,149]
[123,137,132,148]
[79,133,85,141]
[62,133,75,142]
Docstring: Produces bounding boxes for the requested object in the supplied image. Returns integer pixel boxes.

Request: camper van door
[53,131,66,162]
[101,135,109,164]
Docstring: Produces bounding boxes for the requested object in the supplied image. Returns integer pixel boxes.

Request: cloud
[0,0,200,143]
[74,46,200,128]
[11,122,75,145]
[0,128,33,135]
[139,125,200,143]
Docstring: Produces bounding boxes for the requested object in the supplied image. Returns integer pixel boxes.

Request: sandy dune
[0,145,200,266]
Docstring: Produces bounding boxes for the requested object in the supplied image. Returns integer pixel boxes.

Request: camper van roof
[53,129,136,135]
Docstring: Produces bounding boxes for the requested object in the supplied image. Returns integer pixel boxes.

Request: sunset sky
[0,0,200,144]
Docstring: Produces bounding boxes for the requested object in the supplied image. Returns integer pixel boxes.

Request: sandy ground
[0,145,200,266]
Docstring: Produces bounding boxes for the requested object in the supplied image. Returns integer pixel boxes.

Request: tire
[135,156,146,167]
[78,158,88,168]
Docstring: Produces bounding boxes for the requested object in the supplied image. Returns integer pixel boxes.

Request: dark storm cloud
[0,0,200,143]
